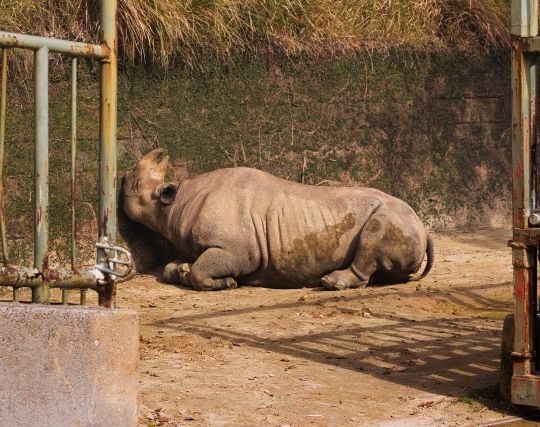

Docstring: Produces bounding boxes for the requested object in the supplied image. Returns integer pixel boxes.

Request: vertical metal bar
[97,0,118,308]
[511,0,539,398]
[71,57,77,269]
[512,0,539,36]
[511,44,536,227]
[64,57,78,306]
[513,246,537,376]
[32,46,49,304]
[0,49,9,266]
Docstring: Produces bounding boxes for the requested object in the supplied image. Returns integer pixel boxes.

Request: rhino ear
[157,182,177,205]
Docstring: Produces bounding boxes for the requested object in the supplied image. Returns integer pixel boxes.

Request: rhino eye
[130,179,140,194]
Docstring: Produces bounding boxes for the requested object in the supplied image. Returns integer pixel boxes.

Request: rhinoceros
[121,149,433,291]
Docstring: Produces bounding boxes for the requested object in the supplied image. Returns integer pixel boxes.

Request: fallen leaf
[361,307,372,317]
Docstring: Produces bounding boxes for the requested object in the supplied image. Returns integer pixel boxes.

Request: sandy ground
[104,229,529,427]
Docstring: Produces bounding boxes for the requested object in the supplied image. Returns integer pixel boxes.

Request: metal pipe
[0,49,9,265]
[70,57,77,269]
[97,0,118,308]
[0,31,108,60]
[64,57,78,305]
[32,46,49,304]
[0,266,103,289]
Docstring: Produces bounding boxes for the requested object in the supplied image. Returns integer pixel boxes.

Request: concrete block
[0,303,139,427]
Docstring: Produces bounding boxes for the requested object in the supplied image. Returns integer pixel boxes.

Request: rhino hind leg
[321,210,418,291]
[321,215,382,291]
[186,248,241,291]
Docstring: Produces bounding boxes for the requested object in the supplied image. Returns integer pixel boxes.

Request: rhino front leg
[163,260,192,287]
[188,248,242,291]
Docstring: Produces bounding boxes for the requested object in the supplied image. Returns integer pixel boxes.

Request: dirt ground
[104,228,534,427]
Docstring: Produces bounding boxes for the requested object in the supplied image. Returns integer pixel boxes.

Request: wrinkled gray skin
[122,149,433,291]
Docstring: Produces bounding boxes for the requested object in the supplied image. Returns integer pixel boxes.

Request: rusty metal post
[510,0,540,404]
[32,45,49,304]
[0,49,9,266]
[97,0,118,308]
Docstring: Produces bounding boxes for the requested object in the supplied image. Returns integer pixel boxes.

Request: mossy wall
[3,52,511,266]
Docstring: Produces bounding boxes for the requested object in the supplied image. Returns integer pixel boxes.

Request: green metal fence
[0,0,132,308]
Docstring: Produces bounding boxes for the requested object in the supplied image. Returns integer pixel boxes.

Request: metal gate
[0,0,131,308]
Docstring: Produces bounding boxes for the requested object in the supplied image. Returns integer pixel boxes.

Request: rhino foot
[163,261,192,287]
[193,276,237,291]
[177,263,192,286]
[321,275,348,290]
[321,268,368,291]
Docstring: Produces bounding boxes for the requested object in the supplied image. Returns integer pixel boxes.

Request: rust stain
[35,207,42,224]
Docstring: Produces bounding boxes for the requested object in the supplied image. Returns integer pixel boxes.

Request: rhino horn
[137,148,169,180]
[154,155,169,179]
[139,148,166,165]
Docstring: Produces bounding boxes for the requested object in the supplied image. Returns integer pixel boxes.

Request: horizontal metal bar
[0,266,105,289]
[513,227,540,245]
[517,35,540,52]
[0,31,109,60]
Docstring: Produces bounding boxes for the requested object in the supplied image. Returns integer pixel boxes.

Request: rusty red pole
[510,0,540,405]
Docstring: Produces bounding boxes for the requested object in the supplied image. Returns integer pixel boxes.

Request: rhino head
[121,148,178,232]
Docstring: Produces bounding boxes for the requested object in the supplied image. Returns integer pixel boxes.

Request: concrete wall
[0,304,139,427]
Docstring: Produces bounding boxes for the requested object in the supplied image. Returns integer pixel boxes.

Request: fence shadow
[151,281,510,396]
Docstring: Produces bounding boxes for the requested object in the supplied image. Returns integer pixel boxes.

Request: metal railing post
[0,49,9,266]
[97,0,118,307]
[71,57,77,271]
[63,57,78,305]
[32,45,49,304]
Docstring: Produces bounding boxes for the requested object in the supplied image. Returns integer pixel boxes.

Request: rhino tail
[410,234,434,282]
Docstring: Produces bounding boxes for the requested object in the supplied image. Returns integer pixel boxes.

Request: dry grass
[0,0,510,66]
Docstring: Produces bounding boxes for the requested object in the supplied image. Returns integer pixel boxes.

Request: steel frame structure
[0,0,131,308]
[509,0,540,406]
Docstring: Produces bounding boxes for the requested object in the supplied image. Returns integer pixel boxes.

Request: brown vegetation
[0,0,510,67]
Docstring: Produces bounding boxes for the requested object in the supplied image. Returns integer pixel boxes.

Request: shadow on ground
[151,280,512,397]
